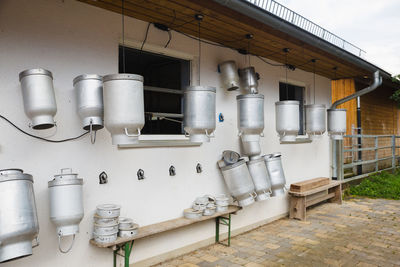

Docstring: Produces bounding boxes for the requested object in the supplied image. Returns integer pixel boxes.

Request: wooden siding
[331,79,357,164]
[360,87,398,135]
[360,86,399,170]
[332,79,399,171]
[331,79,357,135]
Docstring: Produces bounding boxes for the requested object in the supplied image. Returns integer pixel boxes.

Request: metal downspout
[357,97,362,175]
[330,71,382,109]
[330,71,382,179]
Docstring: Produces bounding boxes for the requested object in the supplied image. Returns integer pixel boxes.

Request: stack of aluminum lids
[93,204,120,243]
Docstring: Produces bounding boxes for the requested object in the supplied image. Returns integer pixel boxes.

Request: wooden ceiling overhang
[78,0,390,81]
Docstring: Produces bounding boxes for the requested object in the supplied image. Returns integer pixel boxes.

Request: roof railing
[246,0,366,58]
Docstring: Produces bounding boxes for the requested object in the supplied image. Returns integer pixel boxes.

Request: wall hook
[196,163,202,173]
[218,113,224,122]
[137,169,145,180]
[169,166,176,176]
[99,171,108,184]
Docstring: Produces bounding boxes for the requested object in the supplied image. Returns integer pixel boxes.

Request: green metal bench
[90,205,241,267]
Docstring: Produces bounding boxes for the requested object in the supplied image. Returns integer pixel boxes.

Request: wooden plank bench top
[289,177,330,193]
[288,181,341,197]
[90,205,241,248]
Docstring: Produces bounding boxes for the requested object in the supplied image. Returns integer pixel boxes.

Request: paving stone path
[153,198,400,267]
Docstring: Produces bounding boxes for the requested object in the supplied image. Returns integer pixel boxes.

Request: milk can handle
[205,130,215,138]
[238,131,243,137]
[284,184,289,191]
[250,191,258,199]
[124,128,141,137]
[32,236,40,248]
[60,168,72,174]
[184,132,190,138]
[89,119,97,144]
[58,234,75,254]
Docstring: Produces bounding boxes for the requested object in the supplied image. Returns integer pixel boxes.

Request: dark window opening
[118,46,190,134]
[279,82,305,135]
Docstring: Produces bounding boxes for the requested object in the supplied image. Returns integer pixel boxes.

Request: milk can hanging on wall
[48,168,84,253]
[183,86,216,142]
[19,68,57,129]
[74,74,104,143]
[327,108,347,140]
[0,169,39,263]
[103,74,145,145]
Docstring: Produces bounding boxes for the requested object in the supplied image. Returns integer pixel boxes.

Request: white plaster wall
[0,0,331,266]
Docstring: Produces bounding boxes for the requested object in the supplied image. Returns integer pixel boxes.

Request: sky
[277,0,400,75]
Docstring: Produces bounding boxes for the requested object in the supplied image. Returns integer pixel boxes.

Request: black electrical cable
[173,25,321,72]
[198,21,201,85]
[121,0,126,73]
[173,29,227,48]
[295,59,313,68]
[169,10,177,28]
[0,115,89,143]
[256,55,285,67]
[140,23,151,51]
[173,18,196,28]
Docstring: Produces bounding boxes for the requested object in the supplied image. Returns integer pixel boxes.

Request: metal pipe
[356,96,362,175]
[331,71,382,109]
[211,0,391,80]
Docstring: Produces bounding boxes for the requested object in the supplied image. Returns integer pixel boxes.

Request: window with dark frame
[118,46,190,135]
[279,82,305,135]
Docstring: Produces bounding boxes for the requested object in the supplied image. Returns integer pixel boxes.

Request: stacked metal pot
[93,204,138,243]
[118,217,139,238]
[215,194,230,212]
[93,204,121,243]
[184,195,219,219]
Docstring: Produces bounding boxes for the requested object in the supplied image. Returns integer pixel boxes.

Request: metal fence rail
[339,135,400,183]
[246,0,366,57]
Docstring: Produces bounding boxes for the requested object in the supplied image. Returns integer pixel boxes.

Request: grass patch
[349,171,400,200]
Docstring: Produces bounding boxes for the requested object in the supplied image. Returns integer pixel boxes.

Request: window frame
[278,78,312,144]
[117,39,202,147]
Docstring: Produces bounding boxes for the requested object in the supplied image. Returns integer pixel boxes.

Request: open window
[118,45,190,135]
[279,82,305,135]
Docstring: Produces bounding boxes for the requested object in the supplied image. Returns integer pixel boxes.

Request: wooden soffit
[78,0,374,80]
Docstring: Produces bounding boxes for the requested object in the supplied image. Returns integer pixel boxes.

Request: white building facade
[0,0,331,266]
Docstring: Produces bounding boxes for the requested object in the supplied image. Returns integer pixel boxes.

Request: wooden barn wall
[359,85,399,170]
[331,79,357,164]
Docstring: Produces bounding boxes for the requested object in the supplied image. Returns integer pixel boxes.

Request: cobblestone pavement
[153,198,400,267]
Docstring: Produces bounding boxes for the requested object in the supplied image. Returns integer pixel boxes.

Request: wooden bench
[90,205,241,267]
[288,179,342,221]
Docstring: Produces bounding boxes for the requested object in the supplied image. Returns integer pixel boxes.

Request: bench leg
[113,248,117,267]
[328,185,342,205]
[215,214,232,246]
[290,196,306,221]
[113,241,134,267]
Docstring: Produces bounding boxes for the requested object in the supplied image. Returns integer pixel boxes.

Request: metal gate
[337,135,400,182]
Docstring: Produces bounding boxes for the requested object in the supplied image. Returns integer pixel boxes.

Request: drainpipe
[331,71,382,179]
[330,71,382,109]
[356,96,362,175]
